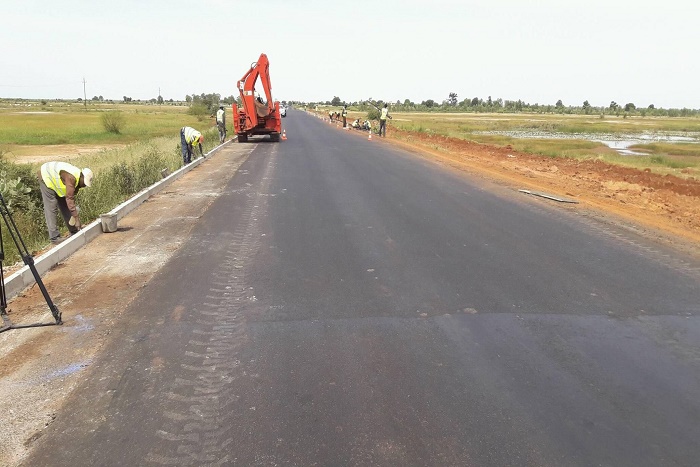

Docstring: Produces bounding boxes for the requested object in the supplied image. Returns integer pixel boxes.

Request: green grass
[0,108,214,145]
[386,112,700,176]
[0,120,218,264]
[629,142,700,157]
[390,111,700,135]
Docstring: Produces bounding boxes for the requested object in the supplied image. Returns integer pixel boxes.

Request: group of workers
[39,105,231,245]
[329,103,392,137]
[40,103,389,245]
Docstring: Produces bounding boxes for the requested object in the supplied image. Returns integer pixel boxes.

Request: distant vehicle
[280,106,287,117]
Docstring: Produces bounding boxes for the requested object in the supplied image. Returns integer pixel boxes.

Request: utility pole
[82,77,87,110]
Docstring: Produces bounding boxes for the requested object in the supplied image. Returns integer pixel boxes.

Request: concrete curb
[3,138,234,301]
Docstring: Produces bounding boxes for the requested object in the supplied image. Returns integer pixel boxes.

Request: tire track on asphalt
[146,150,276,465]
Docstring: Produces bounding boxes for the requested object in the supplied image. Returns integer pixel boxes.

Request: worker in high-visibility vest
[379,103,392,137]
[180,126,204,164]
[341,105,348,128]
[216,106,226,144]
[39,162,93,244]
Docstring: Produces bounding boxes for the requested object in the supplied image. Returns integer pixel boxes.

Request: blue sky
[2,0,698,108]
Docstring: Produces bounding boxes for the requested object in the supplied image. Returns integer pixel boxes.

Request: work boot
[50,236,66,246]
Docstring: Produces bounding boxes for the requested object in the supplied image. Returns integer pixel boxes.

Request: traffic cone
[368,131,372,141]
[281,129,287,140]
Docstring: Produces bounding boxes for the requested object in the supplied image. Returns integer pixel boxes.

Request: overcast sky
[2,0,698,109]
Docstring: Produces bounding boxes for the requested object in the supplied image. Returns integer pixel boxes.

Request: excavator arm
[233,53,281,141]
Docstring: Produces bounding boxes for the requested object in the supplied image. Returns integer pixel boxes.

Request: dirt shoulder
[0,143,253,466]
[381,127,700,257]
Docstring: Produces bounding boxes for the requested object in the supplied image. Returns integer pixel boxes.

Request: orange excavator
[233,53,282,142]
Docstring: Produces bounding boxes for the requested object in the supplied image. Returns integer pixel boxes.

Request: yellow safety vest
[41,162,81,197]
[216,109,225,123]
[381,108,389,120]
[183,127,202,145]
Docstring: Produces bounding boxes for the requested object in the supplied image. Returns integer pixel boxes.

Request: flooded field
[475,130,700,155]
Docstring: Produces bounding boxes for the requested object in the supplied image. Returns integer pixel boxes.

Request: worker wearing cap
[216,105,226,144]
[39,162,93,244]
[180,126,204,164]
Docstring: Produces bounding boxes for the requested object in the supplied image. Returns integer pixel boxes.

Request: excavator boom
[232,53,282,142]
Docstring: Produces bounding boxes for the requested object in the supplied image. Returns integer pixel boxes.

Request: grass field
[0,102,213,147]
[403,112,699,133]
[381,112,700,176]
[0,100,225,262]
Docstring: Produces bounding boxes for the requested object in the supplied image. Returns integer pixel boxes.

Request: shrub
[187,104,209,121]
[0,163,46,262]
[101,111,126,134]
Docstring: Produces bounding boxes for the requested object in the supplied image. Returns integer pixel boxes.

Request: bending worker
[216,105,226,144]
[180,126,203,164]
[39,161,93,244]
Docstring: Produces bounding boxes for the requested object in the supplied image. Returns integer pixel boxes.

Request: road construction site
[1,108,700,465]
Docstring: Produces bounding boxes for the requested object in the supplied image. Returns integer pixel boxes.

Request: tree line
[317,94,699,118]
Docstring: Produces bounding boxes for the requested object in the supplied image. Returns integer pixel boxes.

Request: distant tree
[188,103,209,121]
[185,95,192,104]
[331,96,342,106]
[555,99,564,108]
[403,99,413,106]
[123,96,132,103]
[91,96,99,101]
[157,95,164,104]
[448,92,458,106]
[487,96,493,106]
[609,101,619,110]
[99,95,104,101]
[648,104,655,109]
[422,99,436,108]
[471,97,479,106]
[583,100,591,114]
[624,102,636,112]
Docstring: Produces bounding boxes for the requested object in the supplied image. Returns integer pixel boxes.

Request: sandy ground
[1,125,699,465]
[5,144,126,164]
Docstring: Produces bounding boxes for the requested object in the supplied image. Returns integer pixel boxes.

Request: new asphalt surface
[25,109,700,466]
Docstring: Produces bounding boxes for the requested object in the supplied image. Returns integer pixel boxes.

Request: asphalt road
[26,109,700,466]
